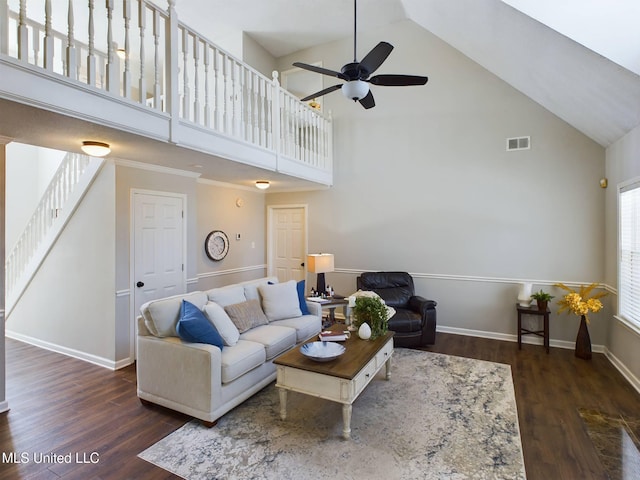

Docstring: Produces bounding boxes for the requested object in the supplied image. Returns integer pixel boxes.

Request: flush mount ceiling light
[255,181,270,190]
[81,141,111,157]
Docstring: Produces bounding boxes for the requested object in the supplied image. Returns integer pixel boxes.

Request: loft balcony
[0,0,333,188]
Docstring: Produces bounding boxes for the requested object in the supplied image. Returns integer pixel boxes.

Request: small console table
[516,304,550,353]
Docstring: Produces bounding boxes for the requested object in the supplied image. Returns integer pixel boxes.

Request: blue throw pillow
[177,300,224,349]
[297,280,310,315]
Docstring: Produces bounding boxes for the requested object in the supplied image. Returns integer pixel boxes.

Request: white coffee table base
[276,337,393,440]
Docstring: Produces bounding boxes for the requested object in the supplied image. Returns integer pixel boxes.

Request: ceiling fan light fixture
[341,80,369,101]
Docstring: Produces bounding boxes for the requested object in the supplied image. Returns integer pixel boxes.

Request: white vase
[518,283,533,307]
[358,322,372,340]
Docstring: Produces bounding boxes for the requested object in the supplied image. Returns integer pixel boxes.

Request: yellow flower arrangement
[555,283,607,324]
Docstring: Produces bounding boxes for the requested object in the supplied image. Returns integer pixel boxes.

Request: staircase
[5,152,104,317]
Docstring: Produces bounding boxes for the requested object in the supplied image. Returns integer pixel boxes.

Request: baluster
[203,44,210,127]
[239,65,246,139]
[252,73,259,144]
[182,28,190,120]
[66,0,77,79]
[223,54,231,134]
[106,0,118,93]
[138,1,146,104]
[152,8,161,109]
[260,77,267,147]
[245,71,252,142]
[43,0,53,68]
[86,0,96,85]
[122,0,131,98]
[31,23,40,66]
[214,49,222,131]
[18,0,28,61]
[193,35,200,124]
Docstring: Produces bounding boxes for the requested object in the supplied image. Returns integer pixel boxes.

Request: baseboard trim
[604,348,640,395]
[436,325,605,353]
[5,330,130,371]
[0,401,9,414]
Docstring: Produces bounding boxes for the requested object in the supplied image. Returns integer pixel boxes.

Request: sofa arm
[137,334,222,414]
[305,300,323,318]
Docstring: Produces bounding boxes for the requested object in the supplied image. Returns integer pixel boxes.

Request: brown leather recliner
[356,272,437,347]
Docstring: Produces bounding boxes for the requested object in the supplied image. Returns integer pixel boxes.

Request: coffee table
[274,327,394,439]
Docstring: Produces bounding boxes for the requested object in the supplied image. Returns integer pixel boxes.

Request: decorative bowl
[300,341,346,362]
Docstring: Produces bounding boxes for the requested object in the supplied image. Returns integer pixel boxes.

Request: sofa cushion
[240,325,297,360]
[141,291,208,337]
[220,340,266,384]
[176,300,224,349]
[269,315,322,343]
[224,299,269,333]
[207,285,246,307]
[388,308,423,333]
[258,280,302,321]
[203,302,240,346]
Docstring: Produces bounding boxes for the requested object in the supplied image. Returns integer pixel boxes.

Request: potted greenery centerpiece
[351,293,394,340]
[555,283,607,359]
[530,289,554,311]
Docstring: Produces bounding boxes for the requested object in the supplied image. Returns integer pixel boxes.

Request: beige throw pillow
[258,280,302,321]
[224,299,269,333]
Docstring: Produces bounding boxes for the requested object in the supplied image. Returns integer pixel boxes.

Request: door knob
[136,281,144,288]
[300,262,305,267]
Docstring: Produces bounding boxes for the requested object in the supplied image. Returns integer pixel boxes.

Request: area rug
[139,349,526,479]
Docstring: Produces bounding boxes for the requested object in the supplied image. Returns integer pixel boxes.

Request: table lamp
[307,253,334,294]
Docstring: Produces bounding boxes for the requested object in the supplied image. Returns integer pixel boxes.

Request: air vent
[506,136,530,151]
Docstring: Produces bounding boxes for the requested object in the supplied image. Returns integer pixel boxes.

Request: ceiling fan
[292,0,428,109]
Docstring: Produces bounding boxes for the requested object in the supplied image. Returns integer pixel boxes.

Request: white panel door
[271,207,306,282]
[133,192,185,320]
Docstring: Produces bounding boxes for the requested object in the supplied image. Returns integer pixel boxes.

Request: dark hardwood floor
[1,334,638,479]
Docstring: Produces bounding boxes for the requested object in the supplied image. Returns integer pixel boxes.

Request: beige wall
[6,163,117,365]
[271,20,607,346]
[604,123,640,386]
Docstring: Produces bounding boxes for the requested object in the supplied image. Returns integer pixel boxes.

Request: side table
[516,304,550,353]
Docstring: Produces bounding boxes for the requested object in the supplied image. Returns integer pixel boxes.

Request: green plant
[352,296,390,340]
[530,290,554,302]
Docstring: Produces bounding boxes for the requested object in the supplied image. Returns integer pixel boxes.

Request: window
[619,179,640,328]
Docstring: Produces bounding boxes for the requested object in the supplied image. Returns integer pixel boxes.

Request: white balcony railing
[0,0,332,173]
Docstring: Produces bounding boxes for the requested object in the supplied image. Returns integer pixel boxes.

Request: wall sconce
[81,141,111,157]
[600,178,608,188]
[255,181,270,190]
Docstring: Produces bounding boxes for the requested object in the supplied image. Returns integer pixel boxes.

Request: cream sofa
[136,276,322,425]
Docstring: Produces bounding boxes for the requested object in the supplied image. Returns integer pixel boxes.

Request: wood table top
[274,324,393,380]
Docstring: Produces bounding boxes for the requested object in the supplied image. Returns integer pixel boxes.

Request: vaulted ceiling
[175,0,640,147]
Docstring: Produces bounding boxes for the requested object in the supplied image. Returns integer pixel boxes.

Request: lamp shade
[307,253,334,273]
[341,80,370,101]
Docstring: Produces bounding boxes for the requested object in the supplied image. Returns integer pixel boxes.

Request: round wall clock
[205,230,229,261]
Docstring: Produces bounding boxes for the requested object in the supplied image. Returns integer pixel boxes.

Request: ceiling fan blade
[359,90,375,109]
[368,74,429,86]
[293,62,348,81]
[300,84,343,102]
[358,42,394,77]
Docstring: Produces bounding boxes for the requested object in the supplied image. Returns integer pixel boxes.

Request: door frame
[266,204,308,280]
[129,189,187,359]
